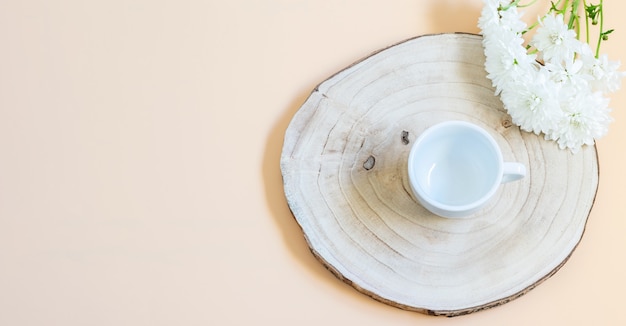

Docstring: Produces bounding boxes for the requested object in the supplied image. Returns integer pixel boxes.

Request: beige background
[1,0,625,325]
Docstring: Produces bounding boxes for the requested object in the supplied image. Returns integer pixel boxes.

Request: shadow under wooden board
[280,33,598,317]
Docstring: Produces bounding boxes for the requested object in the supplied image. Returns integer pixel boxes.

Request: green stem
[583,0,590,44]
[561,0,571,14]
[595,0,603,57]
[524,21,539,32]
[568,0,579,31]
[550,0,564,12]
[517,0,539,8]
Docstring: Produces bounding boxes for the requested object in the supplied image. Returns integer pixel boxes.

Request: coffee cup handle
[501,162,526,183]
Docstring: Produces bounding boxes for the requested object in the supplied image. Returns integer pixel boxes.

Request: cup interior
[410,122,501,207]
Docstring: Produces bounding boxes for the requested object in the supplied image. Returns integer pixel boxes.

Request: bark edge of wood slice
[280,33,598,317]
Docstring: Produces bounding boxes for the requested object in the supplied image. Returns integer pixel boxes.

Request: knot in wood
[363,155,376,170]
[401,130,410,145]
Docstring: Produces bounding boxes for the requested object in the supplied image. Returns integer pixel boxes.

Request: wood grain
[280,33,598,317]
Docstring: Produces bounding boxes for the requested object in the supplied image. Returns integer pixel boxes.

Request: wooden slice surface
[280,33,598,316]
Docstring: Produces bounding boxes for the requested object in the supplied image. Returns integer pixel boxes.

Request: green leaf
[601,28,615,40]
[585,3,601,21]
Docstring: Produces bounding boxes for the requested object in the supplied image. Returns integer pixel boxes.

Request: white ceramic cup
[407,121,526,218]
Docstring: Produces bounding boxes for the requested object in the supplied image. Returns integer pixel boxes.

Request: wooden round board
[280,33,598,317]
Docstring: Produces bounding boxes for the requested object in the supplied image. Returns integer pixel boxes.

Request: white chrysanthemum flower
[531,13,582,64]
[584,53,625,93]
[546,91,612,152]
[545,59,590,91]
[500,69,562,134]
[498,5,527,34]
[478,1,501,32]
[483,34,537,94]
[479,1,527,36]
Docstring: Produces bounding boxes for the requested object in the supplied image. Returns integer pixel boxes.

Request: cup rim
[407,120,504,214]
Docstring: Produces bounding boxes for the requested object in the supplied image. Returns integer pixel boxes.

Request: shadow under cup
[408,121,504,218]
